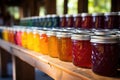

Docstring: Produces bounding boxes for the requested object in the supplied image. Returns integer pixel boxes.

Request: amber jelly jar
[57,31,72,62]
[91,35,119,77]
[71,33,92,68]
[47,30,59,58]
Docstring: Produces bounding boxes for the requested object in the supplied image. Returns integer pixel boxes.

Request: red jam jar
[81,13,93,29]
[91,35,119,77]
[66,14,74,28]
[71,32,92,68]
[57,31,72,62]
[60,15,67,28]
[104,12,119,29]
[16,28,22,46]
[92,13,104,29]
[73,14,82,28]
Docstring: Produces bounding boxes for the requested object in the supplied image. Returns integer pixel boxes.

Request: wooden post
[78,0,88,13]
[64,0,68,14]
[111,0,120,12]
[12,55,35,80]
[45,0,56,14]
[0,48,9,77]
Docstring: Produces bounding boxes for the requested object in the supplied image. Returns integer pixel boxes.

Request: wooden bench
[0,39,120,80]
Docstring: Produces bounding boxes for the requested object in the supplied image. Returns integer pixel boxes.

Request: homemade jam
[47,30,59,58]
[71,32,92,68]
[81,13,93,29]
[91,35,119,77]
[33,29,40,52]
[104,12,119,29]
[92,13,104,29]
[57,31,72,62]
[60,15,67,28]
[16,28,22,46]
[26,28,33,50]
[39,30,48,55]
[73,14,82,28]
[21,28,27,48]
[66,14,74,28]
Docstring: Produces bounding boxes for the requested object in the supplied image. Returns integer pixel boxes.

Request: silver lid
[66,14,73,17]
[71,33,90,40]
[91,35,118,43]
[92,13,104,16]
[94,29,116,35]
[81,13,91,17]
[47,31,56,36]
[57,32,71,37]
[104,12,118,16]
[73,14,81,17]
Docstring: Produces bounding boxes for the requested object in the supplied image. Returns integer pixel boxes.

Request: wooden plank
[12,55,35,80]
[0,39,120,80]
[64,0,68,14]
[0,48,9,77]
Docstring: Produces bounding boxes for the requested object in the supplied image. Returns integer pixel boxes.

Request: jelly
[60,15,67,28]
[92,13,104,29]
[47,31,59,58]
[66,15,74,28]
[72,33,91,68]
[73,14,82,28]
[21,28,27,48]
[57,32,72,62]
[91,35,119,76]
[104,12,119,29]
[39,30,48,55]
[81,13,93,29]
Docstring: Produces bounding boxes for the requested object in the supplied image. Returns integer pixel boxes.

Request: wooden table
[0,39,120,80]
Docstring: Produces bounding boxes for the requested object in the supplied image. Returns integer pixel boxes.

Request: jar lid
[73,14,81,17]
[57,31,71,37]
[52,14,59,17]
[38,30,46,34]
[47,31,56,36]
[59,15,65,17]
[66,14,73,17]
[81,13,92,17]
[91,35,118,43]
[104,12,118,16]
[94,29,116,35]
[92,13,104,16]
[71,33,90,40]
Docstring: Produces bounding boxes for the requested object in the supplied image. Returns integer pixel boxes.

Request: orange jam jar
[57,31,72,62]
[21,28,27,48]
[47,30,59,58]
[71,32,92,68]
[26,28,33,50]
[39,30,48,55]
[33,29,40,52]
[8,28,14,43]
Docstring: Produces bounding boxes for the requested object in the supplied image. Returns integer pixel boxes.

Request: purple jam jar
[104,12,119,29]
[66,14,74,28]
[92,13,105,29]
[91,34,119,77]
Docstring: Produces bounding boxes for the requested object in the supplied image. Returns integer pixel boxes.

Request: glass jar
[104,12,119,29]
[81,13,93,29]
[71,33,92,68]
[21,28,27,48]
[3,27,9,41]
[26,28,33,50]
[73,14,82,28]
[16,28,22,46]
[57,31,72,62]
[33,29,40,52]
[66,14,74,28]
[91,35,119,77]
[92,13,104,29]
[39,30,48,55]
[47,30,59,58]
[60,15,67,28]
[52,15,60,28]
